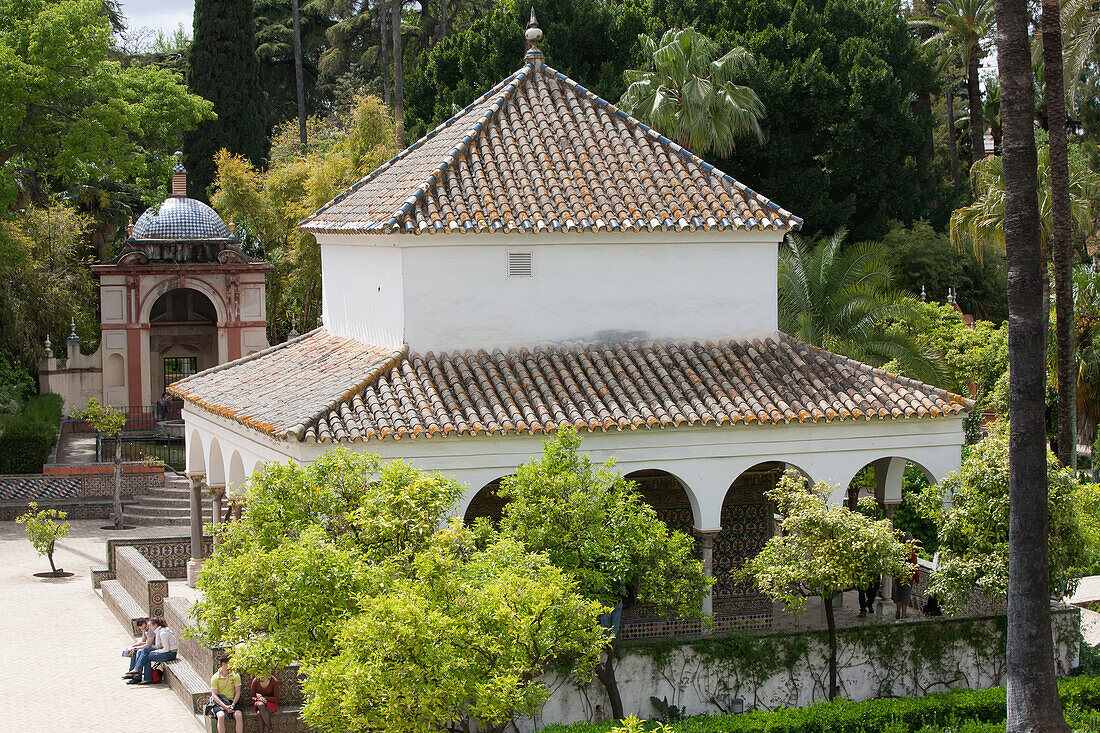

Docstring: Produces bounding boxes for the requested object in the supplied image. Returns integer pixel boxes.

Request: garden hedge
[0,393,63,473]
[543,676,1100,733]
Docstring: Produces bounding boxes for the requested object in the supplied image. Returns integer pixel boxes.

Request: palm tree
[1037,0,1078,468]
[949,143,1099,258]
[619,28,764,158]
[914,0,995,163]
[994,0,1070,723]
[778,230,942,384]
[1061,0,1100,108]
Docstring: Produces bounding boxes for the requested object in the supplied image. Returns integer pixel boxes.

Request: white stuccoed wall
[318,229,783,354]
[185,405,966,527]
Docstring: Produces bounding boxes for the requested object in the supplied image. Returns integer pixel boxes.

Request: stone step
[126,505,212,519]
[166,597,216,674]
[126,513,197,527]
[139,486,192,499]
[101,579,145,635]
[201,705,308,733]
[164,656,212,715]
[133,495,211,510]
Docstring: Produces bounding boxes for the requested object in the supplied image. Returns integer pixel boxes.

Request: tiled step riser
[164,660,209,714]
[127,506,212,518]
[135,495,210,508]
[101,580,145,635]
[204,708,308,733]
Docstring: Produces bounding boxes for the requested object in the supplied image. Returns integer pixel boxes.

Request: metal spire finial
[524,7,544,64]
[70,317,77,338]
[920,285,927,302]
[44,333,52,359]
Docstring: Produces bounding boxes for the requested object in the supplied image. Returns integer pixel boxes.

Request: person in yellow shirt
[205,654,243,733]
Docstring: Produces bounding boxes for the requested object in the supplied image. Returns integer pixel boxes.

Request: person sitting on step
[122,617,155,679]
[250,670,280,733]
[128,617,178,683]
[207,654,244,733]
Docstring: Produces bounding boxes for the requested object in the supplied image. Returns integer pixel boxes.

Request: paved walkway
[0,520,204,732]
[56,431,98,464]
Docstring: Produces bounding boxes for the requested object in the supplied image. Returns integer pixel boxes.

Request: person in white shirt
[128,617,178,684]
[122,617,156,679]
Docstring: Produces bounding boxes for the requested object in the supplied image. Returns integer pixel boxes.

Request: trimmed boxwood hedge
[543,676,1100,733]
[0,393,63,473]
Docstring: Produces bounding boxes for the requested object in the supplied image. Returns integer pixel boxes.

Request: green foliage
[0,351,35,417]
[193,449,608,733]
[185,0,268,199]
[254,0,333,126]
[74,397,125,437]
[915,430,1097,612]
[498,427,712,616]
[15,502,70,572]
[737,472,914,613]
[0,0,213,203]
[619,28,763,157]
[543,676,1100,733]
[778,230,942,384]
[653,0,939,241]
[403,0,649,139]
[878,220,1007,323]
[0,393,63,473]
[890,465,939,556]
[0,199,96,370]
[210,95,396,338]
[304,523,607,733]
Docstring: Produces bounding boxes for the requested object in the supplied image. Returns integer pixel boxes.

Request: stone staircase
[97,539,308,733]
[127,473,214,527]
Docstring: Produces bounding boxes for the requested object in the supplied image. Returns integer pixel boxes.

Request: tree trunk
[113,434,123,530]
[440,0,448,39]
[47,542,57,574]
[379,1,391,107]
[968,44,985,162]
[391,0,405,148]
[1042,0,1077,470]
[824,594,838,700]
[996,0,1071,725]
[291,0,308,151]
[916,90,936,194]
[946,84,960,184]
[594,646,625,719]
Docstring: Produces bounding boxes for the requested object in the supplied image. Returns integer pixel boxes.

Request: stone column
[207,483,226,544]
[697,530,720,619]
[878,502,900,617]
[186,473,206,587]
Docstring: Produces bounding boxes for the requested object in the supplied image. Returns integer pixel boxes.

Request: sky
[118,0,193,35]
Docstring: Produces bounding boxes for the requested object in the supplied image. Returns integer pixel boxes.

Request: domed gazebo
[40,157,271,414]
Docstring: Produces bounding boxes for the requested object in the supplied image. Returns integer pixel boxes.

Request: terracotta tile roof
[300,62,802,236]
[168,330,404,439]
[172,329,970,443]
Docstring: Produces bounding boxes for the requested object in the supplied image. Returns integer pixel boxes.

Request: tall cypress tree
[184,0,268,200]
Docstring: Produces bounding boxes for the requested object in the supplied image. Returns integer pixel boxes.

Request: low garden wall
[523,607,1081,730]
[0,462,164,520]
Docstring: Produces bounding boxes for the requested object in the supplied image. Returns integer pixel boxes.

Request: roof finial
[68,317,79,341]
[524,7,544,65]
[44,333,52,359]
[920,285,927,302]
[172,151,187,197]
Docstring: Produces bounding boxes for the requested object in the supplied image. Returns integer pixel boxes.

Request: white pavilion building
[172,17,969,634]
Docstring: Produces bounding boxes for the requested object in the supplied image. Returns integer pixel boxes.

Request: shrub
[16,502,70,574]
[0,393,63,473]
[543,676,1100,733]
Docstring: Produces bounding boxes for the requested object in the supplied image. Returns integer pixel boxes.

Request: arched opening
[227,451,247,499]
[464,478,510,525]
[106,353,125,387]
[711,462,784,619]
[206,438,225,487]
[252,460,265,477]
[846,457,939,554]
[148,288,219,400]
[623,469,696,537]
[187,430,205,474]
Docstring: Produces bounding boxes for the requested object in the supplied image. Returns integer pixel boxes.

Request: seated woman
[128,617,177,684]
[206,654,244,733]
[250,671,280,733]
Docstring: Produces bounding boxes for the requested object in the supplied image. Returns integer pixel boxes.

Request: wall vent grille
[508,251,533,277]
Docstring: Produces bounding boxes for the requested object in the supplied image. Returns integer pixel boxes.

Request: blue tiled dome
[132,197,230,240]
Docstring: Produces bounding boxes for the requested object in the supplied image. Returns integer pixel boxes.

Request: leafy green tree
[254,0,333,126]
[185,0,268,199]
[905,301,1008,401]
[915,430,1095,612]
[193,449,608,733]
[619,28,762,157]
[0,200,96,370]
[74,398,126,529]
[778,230,942,383]
[879,220,1007,322]
[403,0,648,140]
[736,471,914,701]
[496,427,712,719]
[653,0,940,241]
[0,0,213,206]
[15,502,70,575]
[211,96,396,338]
[304,524,606,733]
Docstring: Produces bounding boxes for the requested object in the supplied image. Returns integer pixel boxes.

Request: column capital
[694,529,721,550]
[206,482,226,499]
